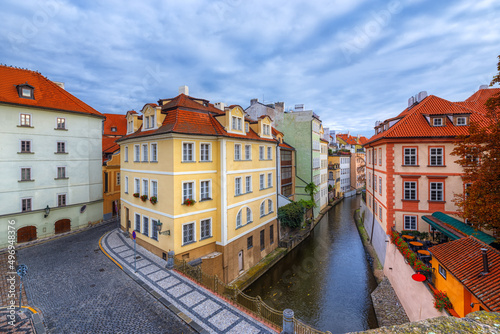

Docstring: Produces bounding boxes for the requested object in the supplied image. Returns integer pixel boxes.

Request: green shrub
[278,201,304,228]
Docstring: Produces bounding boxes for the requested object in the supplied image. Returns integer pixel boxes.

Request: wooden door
[55,219,71,234]
[17,226,37,243]
[238,250,244,272]
[126,207,130,230]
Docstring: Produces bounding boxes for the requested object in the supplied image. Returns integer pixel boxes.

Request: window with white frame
[267,173,272,188]
[20,140,31,153]
[124,146,128,162]
[404,215,417,230]
[245,176,252,193]
[183,182,194,202]
[21,198,32,212]
[430,182,443,201]
[57,167,66,179]
[56,117,65,129]
[143,216,149,236]
[200,180,210,200]
[125,176,129,194]
[267,147,272,160]
[245,145,251,160]
[183,143,194,162]
[379,148,382,165]
[142,144,148,162]
[183,222,195,244]
[379,177,382,194]
[236,210,242,228]
[58,194,66,207]
[151,219,158,240]
[134,178,140,194]
[404,181,417,200]
[142,179,148,196]
[20,113,31,126]
[200,143,210,161]
[379,207,382,220]
[430,148,443,166]
[268,199,273,213]
[263,124,270,135]
[135,214,140,231]
[200,218,211,239]
[151,180,158,198]
[259,146,264,160]
[456,116,466,126]
[134,145,140,162]
[234,144,241,160]
[21,168,31,181]
[246,207,252,223]
[260,202,265,217]
[433,118,443,126]
[404,148,417,165]
[438,264,447,279]
[245,122,249,133]
[116,172,120,185]
[259,174,265,190]
[57,141,66,153]
[151,143,157,162]
[145,116,150,129]
[235,177,242,195]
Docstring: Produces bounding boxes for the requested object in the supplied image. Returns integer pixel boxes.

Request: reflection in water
[245,196,378,334]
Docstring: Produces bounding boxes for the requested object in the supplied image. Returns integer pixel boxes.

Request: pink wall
[384,242,447,321]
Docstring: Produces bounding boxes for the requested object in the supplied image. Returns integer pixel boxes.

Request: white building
[0,65,104,248]
[339,154,351,194]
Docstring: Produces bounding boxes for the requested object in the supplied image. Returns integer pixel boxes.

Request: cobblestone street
[18,221,195,334]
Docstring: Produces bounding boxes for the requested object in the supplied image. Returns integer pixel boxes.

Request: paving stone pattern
[18,221,195,334]
[0,309,35,334]
[103,228,277,334]
[371,277,410,327]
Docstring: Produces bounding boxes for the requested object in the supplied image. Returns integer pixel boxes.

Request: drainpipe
[370,145,375,245]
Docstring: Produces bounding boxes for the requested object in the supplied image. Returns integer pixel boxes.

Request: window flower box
[183,198,195,206]
[150,196,158,204]
[433,290,453,311]
[140,195,148,202]
[133,193,140,198]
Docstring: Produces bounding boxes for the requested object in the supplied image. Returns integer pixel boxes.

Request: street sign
[132,231,136,239]
[16,264,28,278]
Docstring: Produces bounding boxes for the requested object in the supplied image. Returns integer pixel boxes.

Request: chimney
[481,248,489,275]
[214,102,225,111]
[179,85,189,95]
[250,98,258,105]
[53,81,65,89]
[479,84,489,90]
[275,102,284,113]
[295,104,304,111]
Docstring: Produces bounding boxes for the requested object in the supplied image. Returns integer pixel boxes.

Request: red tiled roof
[160,94,224,115]
[465,87,500,103]
[102,136,119,154]
[103,113,127,136]
[358,136,368,145]
[429,236,500,312]
[279,141,294,150]
[337,133,358,145]
[0,65,102,117]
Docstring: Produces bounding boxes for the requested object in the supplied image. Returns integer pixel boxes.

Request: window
[200,180,210,200]
[150,114,155,128]
[438,264,447,279]
[57,167,66,179]
[267,173,272,188]
[245,122,249,133]
[125,176,129,194]
[267,147,272,160]
[183,222,195,245]
[465,183,471,199]
[151,143,157,162]
[235,177,242,195]
[145,116,150,129]
[404,181,417,200]
[260,202,265,217]
[183,143,194,162]
[245,176,252,193]
[379,148,382,165]
[232,116,242,130]
[200,143,210,161]
[236,210,242,228]
[134,145,140,162]
[283,184,292,197]
[58,194,66,207]
[268,199,273,213]
[270,225,274,244]
[56,117,65,129]
[368,173,371,187]
[135,214,140,231]
[151,180,158,198]
[433,118,443,126]
[246,207,252,223]
[134,178,140,194]
[404,216,417,230]
[430,182,443,201]
[117,172,120,185]
[404,148,417,165]
[21,168,31,181]
[143,216,149,236]
[379,207,382,220]
[259,146,264,160]
[20,114,31,126]
[124,146,128,162]
[263,124,270,135]
[260,230,265,250]
[245,145,251,160]
[183,182,194,202]
[234,144,241,160]
[22,198,32,212]
[57,142,65,153]
[111,127,117,132]
[151,219,159,241]
[456,117,466,126]
[142,179,148,196]
[200,219,211,239]
[430,148,443,166]
[379,177,382,194]
[21,140,31,153]
[247,236,253,249]
[142,144,148,162]
[260,174,265,190]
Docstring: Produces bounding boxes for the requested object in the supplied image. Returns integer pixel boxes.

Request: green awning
[422,212,497,245]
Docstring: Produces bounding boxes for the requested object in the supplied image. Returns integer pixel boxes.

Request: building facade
[0,65,103,248]
[118,91,279,283]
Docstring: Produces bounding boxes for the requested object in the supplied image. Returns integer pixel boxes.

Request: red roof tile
[160,94,224,115]
[429,236,500,312]
[0,65,102,117]
[103,113,127,136]
[102,136,119,154]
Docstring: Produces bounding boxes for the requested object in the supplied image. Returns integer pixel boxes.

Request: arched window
[260,202,265,217]
[246,207,252,223]
[268,199,273,213]
[236,210,242,228]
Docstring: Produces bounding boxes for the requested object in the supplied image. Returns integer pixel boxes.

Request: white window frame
[268,199,273,213]
[235,177,242,196]
[142,143,148,162]
[404,148,417,166]
[56,117,66,129]
[267,147,272,160]
[404,215,417,230]
[430,147,443,166]
[182,142,195,162]
[246,207,253,224]
[236,210,242,228]
[200,142,211,162]
[433,118,443,126]
[20,113,32,127]
[21,197,33,212]
[182,181,195,203]
[182,222,196,245]
[124,146,128,162]
[200,218,212,240]
[151,218,159,241]
[134,213,141,231]
[259,174,265,190]
[57,193,67,207]
[456,116,467,126]
[245,176,252,193]
[134,145,140,162]
[379,177,382,194]
[142,215,149,236]
[124,176,129,194]
[404,181,417,200]
[244,145,251,160]
[234,143,241,161]
[430,182,444,201]
[438,264,447,279]
[259,146,264,160]
[150,143,158,162]
[199,179,211,201]
[232,116,242,131]
[151,179,158,198]
[260,201,265,217]
[134,178,140,194]
[56,141,66,153]
[142,178,149,197]
[267,173,272,188]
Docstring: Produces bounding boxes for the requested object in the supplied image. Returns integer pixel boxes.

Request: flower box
[133,193,140,198]
[150,196,158,204]
[183,198,195,206]
[140,195,148,202]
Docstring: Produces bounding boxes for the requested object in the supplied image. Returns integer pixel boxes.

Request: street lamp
[44,205,50,218]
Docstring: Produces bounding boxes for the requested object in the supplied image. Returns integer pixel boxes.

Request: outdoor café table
[417,250,430,256]
[409,241,423,249]
[402,235,415,240]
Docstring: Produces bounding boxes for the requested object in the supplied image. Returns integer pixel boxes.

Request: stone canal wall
[360,200,388,266]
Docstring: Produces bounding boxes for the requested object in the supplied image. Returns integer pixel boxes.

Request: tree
[278,201,305,228]
[451,55,500,233]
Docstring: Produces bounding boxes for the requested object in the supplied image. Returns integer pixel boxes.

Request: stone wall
[361,200,387,266]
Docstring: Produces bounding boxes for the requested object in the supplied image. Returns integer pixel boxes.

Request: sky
[1,0,499,139]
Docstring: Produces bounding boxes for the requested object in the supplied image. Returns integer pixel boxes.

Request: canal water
[245,195,378,334]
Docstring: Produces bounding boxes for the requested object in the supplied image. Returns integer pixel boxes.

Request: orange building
[102,113,127,220]
[429,236,500,317]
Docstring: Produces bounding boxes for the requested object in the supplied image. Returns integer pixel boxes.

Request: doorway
[238,250,244,273]
[55,219,71,234]
[17,226,37,243]
[126,207,130,231]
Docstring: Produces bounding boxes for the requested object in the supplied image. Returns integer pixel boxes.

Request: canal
[245,195,378,334]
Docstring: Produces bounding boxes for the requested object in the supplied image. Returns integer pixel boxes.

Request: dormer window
[232,116,242,131]
[17,84,34,99]
[263,124,270,136]
[145,116,150,129]
[456,116,467,126]
[432,118,443,126]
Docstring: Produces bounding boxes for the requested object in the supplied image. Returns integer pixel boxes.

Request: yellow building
[328,154,341,197]
[117,91,279,283]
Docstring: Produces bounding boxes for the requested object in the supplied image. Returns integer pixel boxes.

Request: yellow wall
[103,152,121,217]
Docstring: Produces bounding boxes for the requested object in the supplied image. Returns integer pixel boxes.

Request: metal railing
[294,318,332,334]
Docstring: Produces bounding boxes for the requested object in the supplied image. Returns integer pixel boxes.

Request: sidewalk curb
[99,231,209,334]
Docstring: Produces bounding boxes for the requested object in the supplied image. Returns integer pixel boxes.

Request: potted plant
[433,290,453,311]
[140,195,148,202]
[183,198,195,206]
[150,196,158,204]
[133,193,140,198]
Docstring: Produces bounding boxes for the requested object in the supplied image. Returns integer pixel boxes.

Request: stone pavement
[101,228,278,334]
[370,278,410,327]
